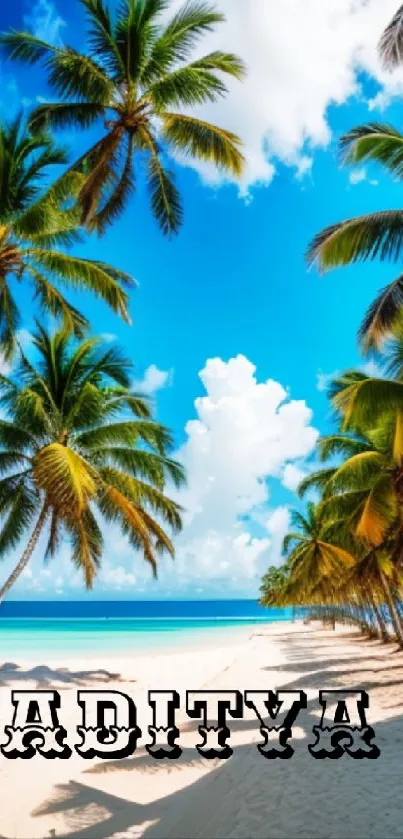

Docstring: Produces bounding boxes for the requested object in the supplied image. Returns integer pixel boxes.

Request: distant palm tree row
[261,5,403,648]
[0,0,245,597]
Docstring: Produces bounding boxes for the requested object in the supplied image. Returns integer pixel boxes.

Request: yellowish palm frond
[33,443,97,516]
[355,478,397,547]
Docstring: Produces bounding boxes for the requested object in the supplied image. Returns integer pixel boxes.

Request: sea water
[0,600,293,658]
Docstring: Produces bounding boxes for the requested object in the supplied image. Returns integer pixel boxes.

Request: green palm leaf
[358,274,403,351]
[307,210,403,271]
[162,112,244,176]
[340,123,403,177]
[298,468,336,499]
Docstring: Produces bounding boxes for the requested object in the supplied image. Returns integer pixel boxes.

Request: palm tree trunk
[368,594,389,642]
[0,504,48,603]
[379,570,403,648]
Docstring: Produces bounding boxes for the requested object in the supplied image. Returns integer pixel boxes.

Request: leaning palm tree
[278,503,354,605]
[0,113,132,359]
[0,325,184,599]
[2,0,246,236]
[298,397,403,644]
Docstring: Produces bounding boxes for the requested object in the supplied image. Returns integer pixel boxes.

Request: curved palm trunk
[0,504,48,603]
[368,594,389,643]
[379,570,403,648]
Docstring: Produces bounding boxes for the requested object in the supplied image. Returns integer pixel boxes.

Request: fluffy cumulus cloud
[12,354,318,598]
[133,364,172,395]
[164,0,403,194]
[165,356,318,594]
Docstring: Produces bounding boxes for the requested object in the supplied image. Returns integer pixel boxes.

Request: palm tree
[298,409,403,644]
[0,113,133,359]
[2,0,246,236]
[276,503,354,607]
[0,325,184,600]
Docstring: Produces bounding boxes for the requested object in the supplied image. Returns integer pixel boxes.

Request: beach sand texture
[0,621,402,839]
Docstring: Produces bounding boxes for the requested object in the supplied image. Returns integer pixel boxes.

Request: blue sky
[1,0,403,600]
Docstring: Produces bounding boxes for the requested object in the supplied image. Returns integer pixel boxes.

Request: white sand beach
[0,620,402,839]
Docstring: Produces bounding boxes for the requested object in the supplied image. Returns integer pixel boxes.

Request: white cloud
[349,167,367,185]
[282,464,306,493]
[361,359,383,377]
[134,364,172,395]
[265,507,291,567]
[165,354,318,592]
[349,167,378,187]
[100,566,137,590]
[164,0,402,194]
[24,0,65,44]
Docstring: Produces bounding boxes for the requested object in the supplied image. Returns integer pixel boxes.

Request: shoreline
[0,620,402,838]
[0,618,285,663]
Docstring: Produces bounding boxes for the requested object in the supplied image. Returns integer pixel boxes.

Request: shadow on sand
[2,629,403,839]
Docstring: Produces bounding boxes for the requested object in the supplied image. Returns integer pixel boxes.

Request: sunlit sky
[1,0,403,600]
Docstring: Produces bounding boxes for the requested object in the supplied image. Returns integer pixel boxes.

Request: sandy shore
[0,620,402,838]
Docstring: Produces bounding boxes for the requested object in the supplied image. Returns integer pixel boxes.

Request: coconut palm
[0,113,133,359]
[298,406,403,643]
[0,325,184,600]
[2,0,246,236]
[277,503,354,606]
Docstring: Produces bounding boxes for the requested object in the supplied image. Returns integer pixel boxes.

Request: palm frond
[141,1,224,82]
[355,476,398,547]
[75,420,173,452]
[328,451,389,494]
[317,434,371,462]
[99,482,157,575]
[307,211,403,270]
[162,112,244,176]
[150,65,228,109]
[0,31,58,63]
[27,249,131,322]
[66,508,103,588]
[379,5,403,69]
[33,443,97,516]
[340,123,403,177]
[333,377,403,431]
[146,141,182,235]
[81,0,126,76]
[0,483,38,560]
[29,267,89,338]
[90,135,135,234]
[298,468,336,499]
[30,102,105,133]
[358,274,403,351]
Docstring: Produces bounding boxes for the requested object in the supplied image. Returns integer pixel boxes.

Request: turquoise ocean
[0,601,294,658]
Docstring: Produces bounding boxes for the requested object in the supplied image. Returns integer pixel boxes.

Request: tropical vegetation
[0,113,133,359]
[0,0,246,596]
[261,6,403,648]
[2,0,245,236]
[261,344,403,649]
[0,326,184,600]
